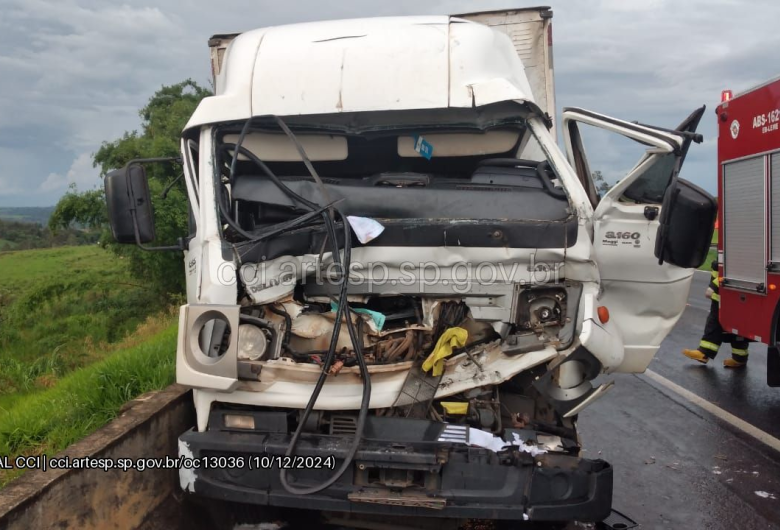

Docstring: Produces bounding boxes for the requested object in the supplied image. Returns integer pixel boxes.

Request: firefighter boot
[683,349,709,364]
[724,349,748,368]
[723,358,747,368]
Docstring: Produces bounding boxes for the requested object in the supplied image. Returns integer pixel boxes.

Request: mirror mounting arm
[129,209,185,252]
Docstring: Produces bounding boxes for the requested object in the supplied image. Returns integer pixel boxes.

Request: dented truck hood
[185,16,536,130]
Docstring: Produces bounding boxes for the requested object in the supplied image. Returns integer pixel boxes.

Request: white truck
[104,7,716,526]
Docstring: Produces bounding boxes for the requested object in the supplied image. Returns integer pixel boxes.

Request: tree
[591,170,613,195]
[50,80,211,295]
[49,185,107,232]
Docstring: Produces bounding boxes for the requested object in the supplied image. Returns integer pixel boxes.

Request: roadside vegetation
[0,80,210,485]
[698,229,718,271]
[0,245,177,484]
[0,217,98,251]
[0,324,176,485]
[0,245,170,399]
[50,79,212,294]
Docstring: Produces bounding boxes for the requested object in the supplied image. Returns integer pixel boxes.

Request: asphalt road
[579,270,780,529]
[148,271,780,529]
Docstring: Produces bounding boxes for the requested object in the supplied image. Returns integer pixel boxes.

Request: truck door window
[563,106,704,208]
[568,121,653,206]
[621,152,676,204]
[566,121,600,207]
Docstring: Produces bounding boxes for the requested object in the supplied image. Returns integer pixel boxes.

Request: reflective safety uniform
[698,261,749,362]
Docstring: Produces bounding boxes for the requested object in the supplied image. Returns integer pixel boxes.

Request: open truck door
[562,106,716,373]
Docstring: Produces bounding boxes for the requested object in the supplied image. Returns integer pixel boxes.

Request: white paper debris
[511,432,548,456]
[178,440,196,493]
[347,216,385,244]
[523,514,530,521]
[755,491,777,500]
[464,428,549,455]
[468,428,509,452]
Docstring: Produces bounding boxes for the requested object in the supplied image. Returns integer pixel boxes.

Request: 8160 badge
[602,231,641,248]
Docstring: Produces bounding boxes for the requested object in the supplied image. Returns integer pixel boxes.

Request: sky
[1,0,779,207]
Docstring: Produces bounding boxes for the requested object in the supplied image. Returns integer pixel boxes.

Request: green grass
[0,246,167,396]
[698,229,718,271]
[0,244,177,486]
[0,324,176,484]
[699,248,717,271]
[0,239,17,251]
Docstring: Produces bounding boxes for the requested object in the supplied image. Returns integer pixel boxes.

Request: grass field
[0,246,169,399]
[0,245,177,484]
[0,323,176,485]
[697,229,718,271]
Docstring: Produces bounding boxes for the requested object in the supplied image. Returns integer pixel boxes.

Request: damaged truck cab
[104,8,716,524]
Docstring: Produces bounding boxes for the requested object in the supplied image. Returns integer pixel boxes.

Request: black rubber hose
[273,116,334,213]
[223,144,321,212]
[267,305,292,346]
[233,200,340,258]
[217,142,323,241]
[279,214,371,495]
[222,118,371,495]
[228,117,254,186]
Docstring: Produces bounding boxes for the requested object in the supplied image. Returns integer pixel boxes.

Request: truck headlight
[237,323,269,361]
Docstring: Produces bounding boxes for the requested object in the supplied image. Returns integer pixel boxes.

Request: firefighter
[683,260,749,368]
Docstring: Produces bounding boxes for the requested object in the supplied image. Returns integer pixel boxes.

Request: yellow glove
[422,327,468,377]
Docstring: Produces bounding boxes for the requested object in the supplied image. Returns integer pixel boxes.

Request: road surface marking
[644,369,780,453]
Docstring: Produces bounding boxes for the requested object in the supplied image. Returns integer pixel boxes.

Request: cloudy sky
[1,0,778,206]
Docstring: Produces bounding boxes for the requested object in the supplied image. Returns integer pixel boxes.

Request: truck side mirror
[654,178,717,268]
[105,164,156,244]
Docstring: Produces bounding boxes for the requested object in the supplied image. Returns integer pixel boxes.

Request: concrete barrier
[0,384,194,530]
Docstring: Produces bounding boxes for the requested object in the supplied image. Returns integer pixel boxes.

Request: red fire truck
[716,77,780,386]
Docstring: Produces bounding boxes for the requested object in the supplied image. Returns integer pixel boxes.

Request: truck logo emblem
[730,119,740,139]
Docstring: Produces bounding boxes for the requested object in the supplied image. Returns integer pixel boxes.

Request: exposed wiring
[218,116,371,495]
[280,216,371,495]
[273,116,334,215]
[267,305,292,346]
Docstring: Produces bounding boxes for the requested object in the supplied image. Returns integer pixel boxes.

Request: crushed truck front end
[174,12,618,524]
[175,111,613,523]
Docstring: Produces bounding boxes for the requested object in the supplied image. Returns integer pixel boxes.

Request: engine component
[514,286,566,331]
[437,387,501,433]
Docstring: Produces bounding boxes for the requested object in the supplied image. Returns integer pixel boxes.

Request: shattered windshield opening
[212,113,572,252]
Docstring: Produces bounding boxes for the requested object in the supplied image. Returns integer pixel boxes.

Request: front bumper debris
[179,416,612,522]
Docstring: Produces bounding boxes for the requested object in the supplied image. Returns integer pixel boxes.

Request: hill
[0,206,55,225]
[0,217,98,250]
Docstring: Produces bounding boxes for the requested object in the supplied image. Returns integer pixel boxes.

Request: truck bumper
[178,419,612,522]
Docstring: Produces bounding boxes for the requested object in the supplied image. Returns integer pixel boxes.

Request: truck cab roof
[185,16,538,130]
